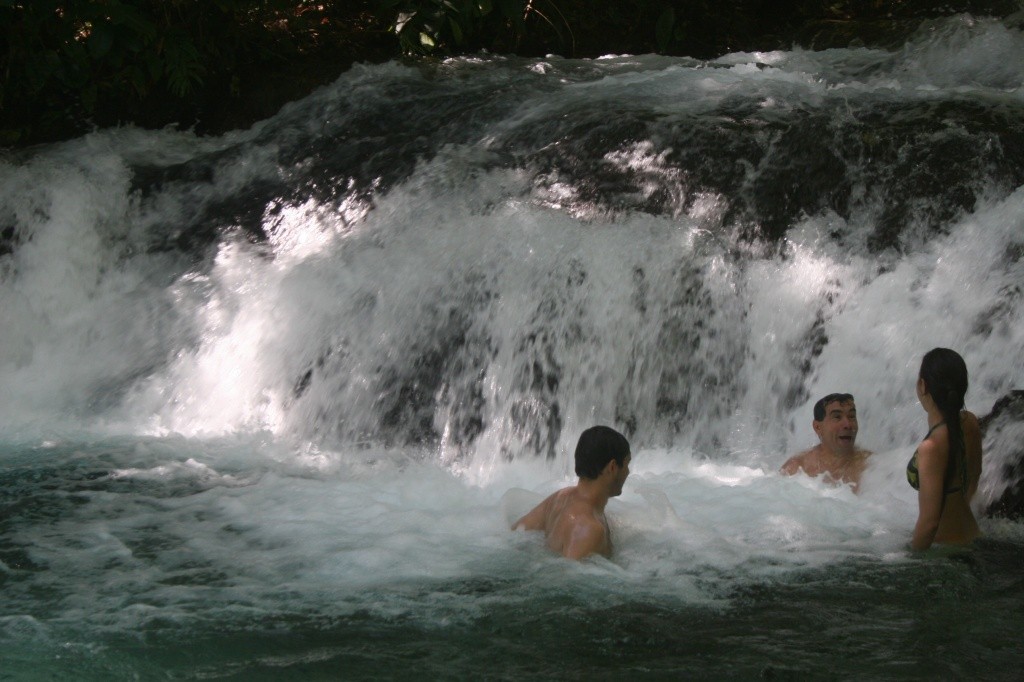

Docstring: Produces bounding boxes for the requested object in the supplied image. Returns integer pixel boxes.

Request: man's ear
[812,420,823,438]
[601,459,619,477]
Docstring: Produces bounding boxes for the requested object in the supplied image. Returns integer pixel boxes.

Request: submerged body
[512,425,631,560]
[783,445,871,491]
[513,486,613,558]
[782,394,872,492]
[909,349,983,551]
[909,411,983,549]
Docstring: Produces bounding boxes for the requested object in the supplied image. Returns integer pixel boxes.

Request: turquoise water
[3,13,1024,680]
[3,438,1022,679]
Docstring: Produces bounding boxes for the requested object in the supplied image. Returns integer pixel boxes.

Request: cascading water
[2,14,1023,679]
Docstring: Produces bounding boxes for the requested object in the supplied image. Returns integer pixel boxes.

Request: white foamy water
[2,16,1024,677]
[1,437,925,634]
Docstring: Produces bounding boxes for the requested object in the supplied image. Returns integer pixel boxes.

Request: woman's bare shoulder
[916,435,942,459]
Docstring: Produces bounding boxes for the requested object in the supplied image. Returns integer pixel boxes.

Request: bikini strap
[924,421,946,438]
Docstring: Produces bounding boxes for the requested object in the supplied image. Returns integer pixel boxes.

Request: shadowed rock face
[5,1,1022,146]
[979,390,1024,519]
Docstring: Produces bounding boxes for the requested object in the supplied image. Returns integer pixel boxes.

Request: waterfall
[3,18,1021,479]
[2,14,1024,680]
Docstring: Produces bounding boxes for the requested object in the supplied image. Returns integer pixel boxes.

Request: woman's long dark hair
[919,348,969,477]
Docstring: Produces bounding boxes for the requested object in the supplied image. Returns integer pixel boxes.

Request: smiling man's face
[812,399,858,456]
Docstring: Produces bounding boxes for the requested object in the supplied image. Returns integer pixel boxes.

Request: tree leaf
[449,16,464,45]
[396,11,416,33]
[88,21,114,59]
[656,7,675,53]
[129,65,149,97]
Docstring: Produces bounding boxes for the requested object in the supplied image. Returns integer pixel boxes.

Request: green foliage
[655,2,714,55]
[0,0,315,143]
[2,1,1004,145]
[377,0,529,55]
[655,7,676,53]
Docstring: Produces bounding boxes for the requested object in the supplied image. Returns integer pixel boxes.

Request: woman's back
[933,413,981,544]
[962,410,982,502]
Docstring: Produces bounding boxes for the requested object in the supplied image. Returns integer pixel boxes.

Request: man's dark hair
[574,425,630,479]
[813,393,855,421]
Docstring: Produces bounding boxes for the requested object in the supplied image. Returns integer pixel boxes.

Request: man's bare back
[511,425,631,560]
[513,487,611,559]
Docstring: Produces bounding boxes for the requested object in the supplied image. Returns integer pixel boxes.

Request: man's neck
[574,478,611,512]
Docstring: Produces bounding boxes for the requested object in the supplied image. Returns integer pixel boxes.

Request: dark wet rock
[978,390,1024,519]
[6,1,1022,147]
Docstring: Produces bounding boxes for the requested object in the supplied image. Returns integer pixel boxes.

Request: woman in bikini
[907,348,983,550]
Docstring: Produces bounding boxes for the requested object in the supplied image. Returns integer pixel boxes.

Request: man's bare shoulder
[781,447,818,475]
[512,487,570,532]
[550,499,609,559]
[558,495,603,522]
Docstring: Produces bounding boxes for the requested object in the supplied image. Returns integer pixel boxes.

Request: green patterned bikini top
[906,421,968,495]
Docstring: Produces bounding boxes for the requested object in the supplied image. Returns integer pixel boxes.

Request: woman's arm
[962,410,983,501]
[911,438,947,551]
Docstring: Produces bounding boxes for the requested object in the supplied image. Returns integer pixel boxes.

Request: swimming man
[512,425,631,559]
[781,393,872,492]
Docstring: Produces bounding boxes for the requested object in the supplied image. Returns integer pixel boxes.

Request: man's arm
[511,493,553,531]
[780,453,805,475]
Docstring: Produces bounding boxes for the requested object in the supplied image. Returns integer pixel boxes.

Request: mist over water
[2,14,1024,679]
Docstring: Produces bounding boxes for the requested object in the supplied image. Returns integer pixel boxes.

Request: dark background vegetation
[1,1,1020,146]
